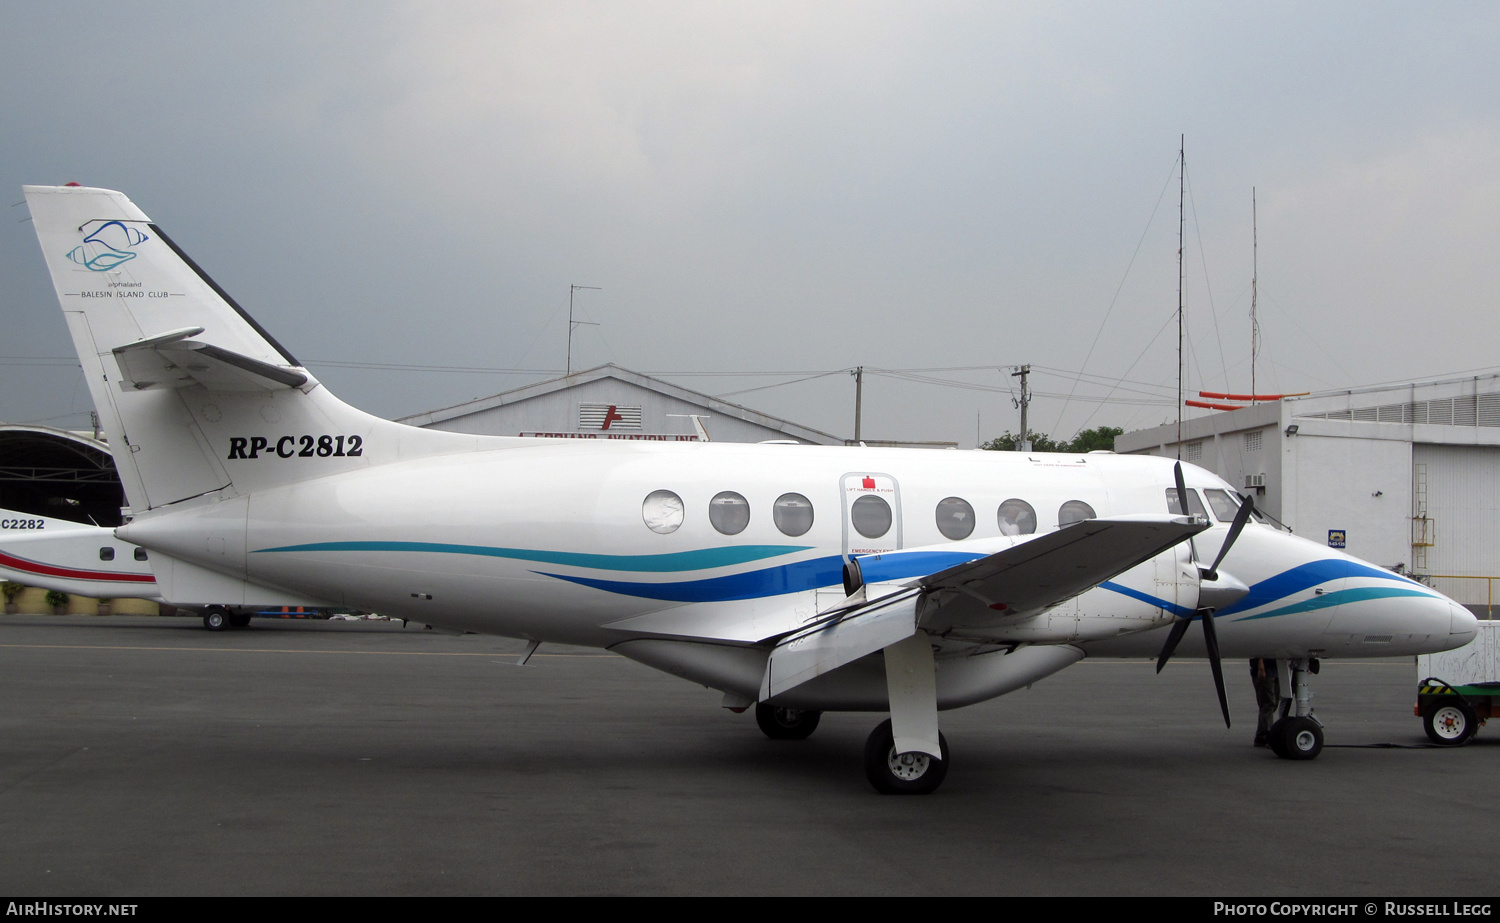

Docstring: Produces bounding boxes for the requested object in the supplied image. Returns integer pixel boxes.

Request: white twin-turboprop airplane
[17,184,1478,793]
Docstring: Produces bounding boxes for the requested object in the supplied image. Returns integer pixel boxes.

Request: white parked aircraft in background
[20,184,1478,793]
[0,508,263,629]
[0,508,158,599]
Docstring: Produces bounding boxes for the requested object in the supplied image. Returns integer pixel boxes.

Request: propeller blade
[1155,614,1193,673]
[1201,609,1231,727]
[1202,490,1255,582]
[1173,462,1189,515]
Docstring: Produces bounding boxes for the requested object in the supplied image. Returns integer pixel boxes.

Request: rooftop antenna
[566,284,601,376]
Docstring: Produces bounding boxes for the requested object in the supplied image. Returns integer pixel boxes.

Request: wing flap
[759,588,920,701]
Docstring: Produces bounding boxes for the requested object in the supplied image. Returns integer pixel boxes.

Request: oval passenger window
[1058,500,1097,528]
[935,497,975,540]
[851,495,892,539]
[708,491,751,535]
[997,498,1037,535]
[642,490,685,534]
[773,493,814,537]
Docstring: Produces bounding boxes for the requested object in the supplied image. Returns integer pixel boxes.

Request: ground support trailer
[1417,620,1500,745]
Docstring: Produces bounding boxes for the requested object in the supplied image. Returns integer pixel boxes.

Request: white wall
[1285,433,1412,571]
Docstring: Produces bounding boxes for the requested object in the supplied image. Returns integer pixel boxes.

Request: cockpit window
[1166,488,1209,519]
[1058,500,1096,528]
[1202,488,1240,522]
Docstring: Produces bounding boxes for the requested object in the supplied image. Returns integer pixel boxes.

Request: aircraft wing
[758,514,1205,700]
[911,514,1207,631]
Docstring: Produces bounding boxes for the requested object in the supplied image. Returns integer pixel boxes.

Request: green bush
[44,590,70,609]
[2,581,23,603]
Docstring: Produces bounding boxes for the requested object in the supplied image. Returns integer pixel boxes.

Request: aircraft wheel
[1424,700,1477,746]
[1267,717,1289,758]
[201,607,228,632]
[1277,716,1323,761]
[863,719,949,795]
[755,703,821,740]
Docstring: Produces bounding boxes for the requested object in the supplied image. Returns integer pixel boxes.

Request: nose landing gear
[1267,658,1324,760]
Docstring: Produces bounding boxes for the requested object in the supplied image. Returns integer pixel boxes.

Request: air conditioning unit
[1245,474,1266,489]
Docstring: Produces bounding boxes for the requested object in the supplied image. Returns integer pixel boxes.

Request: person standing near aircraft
[1250,657,1280,747]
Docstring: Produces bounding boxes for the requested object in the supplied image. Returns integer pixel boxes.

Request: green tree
[1068,426,1123,453]
[981,426,1123,454]
[979,430,1065,452]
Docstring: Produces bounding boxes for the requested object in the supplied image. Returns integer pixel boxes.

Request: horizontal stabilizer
[114,333,308,392]
[760,588,920,701]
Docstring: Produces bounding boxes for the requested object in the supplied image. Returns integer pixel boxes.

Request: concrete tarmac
[1,615,1495,896]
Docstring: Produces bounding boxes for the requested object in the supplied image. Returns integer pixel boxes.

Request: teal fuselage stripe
[251,541,811,573]
[1233,586,1436,621]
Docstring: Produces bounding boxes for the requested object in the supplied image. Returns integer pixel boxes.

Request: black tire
[1267,717,1290,758]
[863,719,949,795]
[1424,699,1477,746]
[228,612,252,628]
[755,703,822,740]
[201,607,228,631]
[1277,716,1323,760]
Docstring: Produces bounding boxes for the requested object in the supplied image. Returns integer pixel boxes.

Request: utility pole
[852,366,864,443]
[566,284,601,376]
[1011,364,1031,451]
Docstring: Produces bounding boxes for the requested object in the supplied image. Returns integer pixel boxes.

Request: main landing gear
[755,703,822,740]
[863,719,950,795]
[201,606,252,631]
[753,705,952,794]
[1267,658,1324,760]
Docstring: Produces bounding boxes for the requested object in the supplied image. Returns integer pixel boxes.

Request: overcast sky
[3,1,1498,445]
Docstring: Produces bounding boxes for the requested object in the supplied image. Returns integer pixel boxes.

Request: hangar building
[1116,373,1500,616]
[398,363,844,445]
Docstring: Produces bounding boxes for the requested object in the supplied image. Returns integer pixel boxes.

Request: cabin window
[134,547,149,561]
[99,547,115,561]
[709,491,751,535]
[1165,488,1209,519]
[997,498,1037,535]
[773,493,814,537]
[935,497,975,540]
[851,495,892,539]
[642,490,685,534]
[1058,500,1097,527]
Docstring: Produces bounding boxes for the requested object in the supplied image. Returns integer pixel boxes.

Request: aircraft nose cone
[1449,602,1478,647]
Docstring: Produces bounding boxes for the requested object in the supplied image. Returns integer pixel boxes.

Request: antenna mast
[1176,135,1185,459]
[1251,188,1259,399]
[566,284,601,376]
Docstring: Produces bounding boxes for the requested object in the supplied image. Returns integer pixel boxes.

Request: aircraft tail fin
[24,185,472,512]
